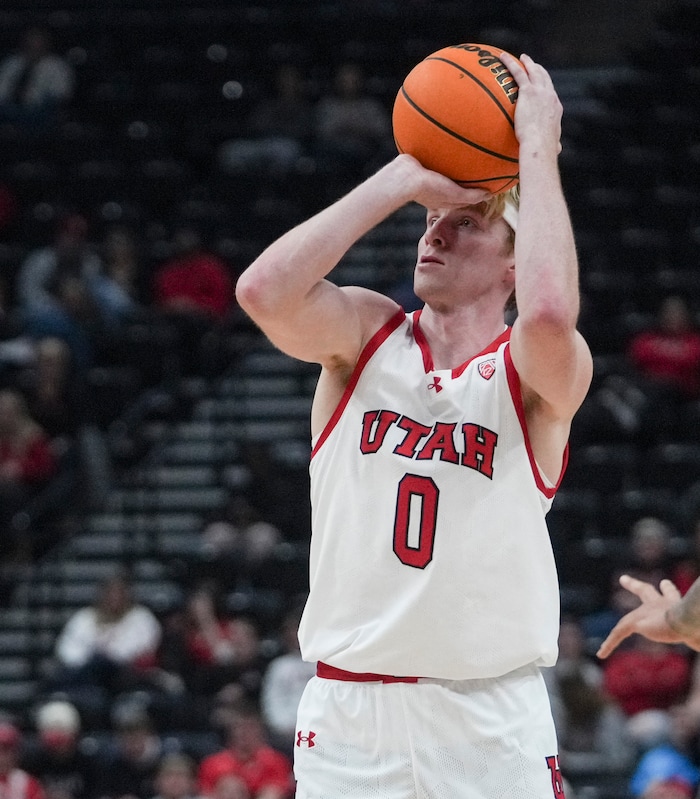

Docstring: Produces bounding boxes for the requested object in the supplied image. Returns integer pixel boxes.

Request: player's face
[414,206,514,307]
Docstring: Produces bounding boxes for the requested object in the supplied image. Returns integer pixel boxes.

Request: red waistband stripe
[317,662,420,683]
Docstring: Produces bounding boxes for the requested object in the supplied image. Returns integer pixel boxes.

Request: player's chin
[412,276,443,305]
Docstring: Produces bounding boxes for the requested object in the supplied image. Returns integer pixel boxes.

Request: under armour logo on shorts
[296,730,316,748]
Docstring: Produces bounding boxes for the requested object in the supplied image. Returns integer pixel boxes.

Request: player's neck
[418,304,506,370]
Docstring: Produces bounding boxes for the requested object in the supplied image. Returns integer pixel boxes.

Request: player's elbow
[235,265,280,322]
[519,300,578,338]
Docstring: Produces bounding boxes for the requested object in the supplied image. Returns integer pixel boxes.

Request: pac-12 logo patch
[478,359,496,380]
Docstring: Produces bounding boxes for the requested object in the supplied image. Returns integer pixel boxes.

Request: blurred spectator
[209,684,248,738]
[544,616,603,693]
[95,703,166,799]
[260,600,314,755]
[48,570,162,716]
[16,213,104,370]
[17,337,86,445]
[210,775,249,799]
[149,753,202,799]
[624,517,675,587]
[0,26,74,134]
[556,668,636,780]
[198,702,292,799]
[0,721,45,799]
[629,708,700,798]
[90,225,144,329]
[582,517,675,646]
[0,386,57,560]
[627,295,700,402]
[151,227,235,378]
[21,700,99,799]
[153,227,233,321]
[217,64,314,179]
[543,617,635,782]
[313,62,392,183]
[16,334,111,515]
[202,494,282,569]
[159,584,262,698]
[602,635,691,744]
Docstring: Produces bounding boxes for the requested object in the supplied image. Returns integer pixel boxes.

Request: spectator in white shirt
[0,26,74,133]
[47,569,162,717]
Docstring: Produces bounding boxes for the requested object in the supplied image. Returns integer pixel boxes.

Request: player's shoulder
[341,286,407,342]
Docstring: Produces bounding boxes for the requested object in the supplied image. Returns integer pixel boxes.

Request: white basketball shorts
[293,662,566,799]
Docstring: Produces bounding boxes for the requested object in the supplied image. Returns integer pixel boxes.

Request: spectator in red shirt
[153,227,233,321]
[0,721,45,799]
[602,634,692,749]
[628,295,700,401]
[151,227,235,377]
[198,703,292,799]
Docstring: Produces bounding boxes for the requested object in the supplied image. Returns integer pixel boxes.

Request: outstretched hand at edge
[596,574,696,659]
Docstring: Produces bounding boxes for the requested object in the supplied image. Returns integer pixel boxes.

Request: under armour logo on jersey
[296,731,316,748]
[427,375,443,392]
[478,359,496,380]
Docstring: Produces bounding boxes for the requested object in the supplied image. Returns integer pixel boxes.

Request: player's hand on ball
[395,154,492,209]
[500,52,563,154]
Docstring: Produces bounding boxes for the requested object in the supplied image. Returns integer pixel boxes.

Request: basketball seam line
[425,55,517,131]
[398,85,519,165]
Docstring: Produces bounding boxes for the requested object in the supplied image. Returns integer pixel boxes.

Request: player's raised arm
[235,155,488,369]
[501,52,592,422]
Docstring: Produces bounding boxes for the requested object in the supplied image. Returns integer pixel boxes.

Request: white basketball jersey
[298,309,565,680]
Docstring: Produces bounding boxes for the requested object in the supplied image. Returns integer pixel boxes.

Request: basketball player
[597,574,700,658]
[235,52,592,798]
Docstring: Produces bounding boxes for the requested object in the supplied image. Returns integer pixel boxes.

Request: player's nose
[424,217,450,247]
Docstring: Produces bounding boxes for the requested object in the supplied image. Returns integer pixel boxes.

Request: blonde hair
[479,184,519,249]
[479,184,520,312]
[481,184,519,218]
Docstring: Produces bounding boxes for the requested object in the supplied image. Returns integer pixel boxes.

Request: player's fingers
[618,573,662,601]
[518,54,556,89]
[659,579,682,601]
[597,618,634,659]
[499,52,527,82]
[456,186,492,201]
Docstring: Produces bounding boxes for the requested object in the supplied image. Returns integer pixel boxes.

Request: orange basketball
[392,43,521,194]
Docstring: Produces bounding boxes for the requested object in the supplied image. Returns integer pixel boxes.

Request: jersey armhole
[503,343,569,499]
[311,308,406,458]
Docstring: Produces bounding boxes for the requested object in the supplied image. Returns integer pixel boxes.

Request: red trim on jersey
[311,308,407,459]
[412,309,433,372]
[317,661,420,683]
[413,311,512,378]
[452,327,511,378]
[504,343,568,499]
